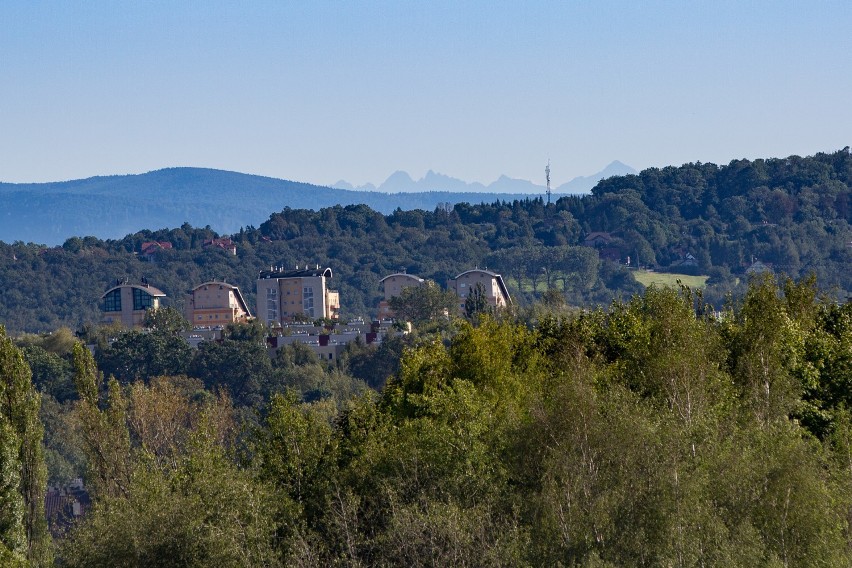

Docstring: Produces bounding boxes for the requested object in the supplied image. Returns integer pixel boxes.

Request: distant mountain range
[332,161,637,194]
[0,162,635,246]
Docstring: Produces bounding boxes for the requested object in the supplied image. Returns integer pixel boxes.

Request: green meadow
[632,269,709,289]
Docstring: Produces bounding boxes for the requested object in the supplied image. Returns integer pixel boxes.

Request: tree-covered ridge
[32,277,852,566]
[0,167,551,245]
[1,149,851,333]
[586,150,852,271]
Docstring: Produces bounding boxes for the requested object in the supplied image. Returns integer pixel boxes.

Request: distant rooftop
[379,272,424,284]
[259,266,333,279]
[101,281,166,299]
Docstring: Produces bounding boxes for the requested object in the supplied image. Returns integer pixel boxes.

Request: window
[266,287,278,322]
[303,286,315,316]
[133,288,153,311]
[103,289,121,312]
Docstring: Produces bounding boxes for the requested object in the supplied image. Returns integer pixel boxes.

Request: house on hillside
[745,260,773,275]
[583,232,614,248]
[447,268,511,313]
[377,272,425,318]
[101,279,166,328]
[256,266,340,326]
[185,280,251,325]
[203,237,237,255]
[583,232,623,262]
[670,252,698,268]
[140,241,173,262]
[45,478,89,537]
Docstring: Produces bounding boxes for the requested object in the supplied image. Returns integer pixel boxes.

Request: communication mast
[545,160,552,205]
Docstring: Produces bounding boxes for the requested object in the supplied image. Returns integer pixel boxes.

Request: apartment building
[447,268,511,312]
[101,279,166,327]
[185,281,251,325]
[377,272,424,318]
[256,266,340,326]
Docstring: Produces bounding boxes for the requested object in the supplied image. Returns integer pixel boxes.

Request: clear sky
[1,1,850,187]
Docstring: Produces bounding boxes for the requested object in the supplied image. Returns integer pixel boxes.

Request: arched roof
[190,281,239,292]
[452,269,512,305]
[379,273,424,284]
[188,281,252,317]
[453,268,501,280]
[101,283,166,299]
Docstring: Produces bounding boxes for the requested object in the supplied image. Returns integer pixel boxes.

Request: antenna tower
[545,160,552,205]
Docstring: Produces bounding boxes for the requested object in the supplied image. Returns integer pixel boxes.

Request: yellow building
[185,281,251,325]
[447,268,511,313]
[101,280,166,328]
[377,272,424,318]
[256,267,340,326]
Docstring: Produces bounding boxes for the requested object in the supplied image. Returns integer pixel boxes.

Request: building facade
[185,281,251,325]
[100,280,166,327]
[447,269,511,313]
[256,267,340,326]
[377,272,424,318]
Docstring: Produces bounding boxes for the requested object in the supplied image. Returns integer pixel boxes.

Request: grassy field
[509,269,709,294]
[632,270,709,289]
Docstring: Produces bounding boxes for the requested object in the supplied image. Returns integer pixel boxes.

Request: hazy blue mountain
[331,179,355,190]
[420,170,487,193]
[487,174,543,193]
[0,168,554,245]
[378,171,417,193]
[556,160,637,193]
[333,160,636,194]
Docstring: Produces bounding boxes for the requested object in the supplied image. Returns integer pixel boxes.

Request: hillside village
[98,264,512,361]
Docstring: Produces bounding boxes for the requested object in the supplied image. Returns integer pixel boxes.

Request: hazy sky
[2,1,850,187]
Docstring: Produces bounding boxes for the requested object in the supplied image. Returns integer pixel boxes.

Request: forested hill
[0,168,547,245]
[0,149,851,333]
[585,148,852,269]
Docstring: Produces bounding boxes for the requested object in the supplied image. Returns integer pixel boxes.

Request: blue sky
[1,1,850,186]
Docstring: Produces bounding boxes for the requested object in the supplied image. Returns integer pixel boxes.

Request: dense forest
[4,275,852,565]
[1,149,851,333]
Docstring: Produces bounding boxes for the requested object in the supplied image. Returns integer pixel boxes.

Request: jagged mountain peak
[335,161,636,194]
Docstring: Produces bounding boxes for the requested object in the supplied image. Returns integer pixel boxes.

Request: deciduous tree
[0,326,51,566]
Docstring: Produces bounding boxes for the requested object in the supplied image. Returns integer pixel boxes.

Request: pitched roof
[203,238,236,249]
[140,241,173,255]
[583,232,613,245]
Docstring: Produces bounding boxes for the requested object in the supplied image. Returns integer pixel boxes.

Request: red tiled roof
[141,241,173,255]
